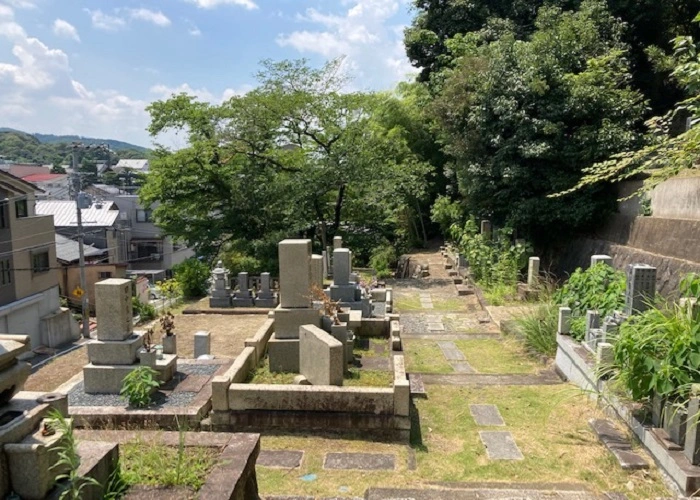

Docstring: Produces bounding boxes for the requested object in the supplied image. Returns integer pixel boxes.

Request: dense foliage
[0,130,147,165]
[431,1,647,243]
[172,259,210,299]
[553,263,626,340]
[141,59,432,264]
[120,366,160,408]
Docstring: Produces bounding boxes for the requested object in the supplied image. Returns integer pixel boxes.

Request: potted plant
[160,311,176,355]
[139,328,157,367]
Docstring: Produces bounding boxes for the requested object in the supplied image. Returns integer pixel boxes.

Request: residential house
[23,173,71,200]
[0,163,51,178]
[54,234,127,312]
[0,171,78,349]
[113,159,149,175]
[35,200,129,265]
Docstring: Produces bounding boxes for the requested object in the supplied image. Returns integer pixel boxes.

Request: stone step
[408,373,427,397]
[589,419,649,470]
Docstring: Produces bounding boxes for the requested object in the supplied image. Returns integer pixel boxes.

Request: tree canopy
[140,59,432,265]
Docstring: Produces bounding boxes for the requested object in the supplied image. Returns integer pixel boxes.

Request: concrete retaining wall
[244,318,274,364]
[211,347,256,411]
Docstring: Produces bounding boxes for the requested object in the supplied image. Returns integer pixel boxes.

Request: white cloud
[3,0,37,9]
[85,9,126,31]
[127,8,171,27]
[52,19,80,41]
[0,4,14,19]
[188,25,201,36]
[276,0,415,89]
[150,83,252,103]
[185,0,258,10]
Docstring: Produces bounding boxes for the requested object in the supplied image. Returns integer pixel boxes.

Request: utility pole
[71,143,90,339]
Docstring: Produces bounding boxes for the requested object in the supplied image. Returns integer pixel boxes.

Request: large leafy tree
[140,59,431,262]
[431,0,647,243]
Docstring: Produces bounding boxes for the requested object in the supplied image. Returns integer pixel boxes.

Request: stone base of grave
[0,361,31,405]
[338,300,372,318]
[267,335,299,373]
[5,420,71,500]
[330,285,359,302]
[209,297,231,308]
[87,332,145,366]
[273,307,321,339]
[82,355,177,394]
[231,297,254,307]
[517,283,540,301]
[47,441,120,500]
[255,295,278,308]
[0,392,62,500]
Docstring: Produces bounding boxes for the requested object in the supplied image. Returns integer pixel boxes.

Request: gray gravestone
[591,255,613,267]
[479,431,524,460]
[470,404,506,426]
[625,264,656,315]
[558,307,571,335]
[527,257,540,288]
[194,330,211,358]
[279,239,312,308]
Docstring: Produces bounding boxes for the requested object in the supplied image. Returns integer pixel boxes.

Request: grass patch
[403,340,453,374]
[515,302,558,357]
[482,283,520,306]
[394,294,423,311]
[455,339,540,374]
[120,440,219,490]
[413,385,669,499]
[432,297,467,311]
[247,358,296,384]
[353,338,388,358]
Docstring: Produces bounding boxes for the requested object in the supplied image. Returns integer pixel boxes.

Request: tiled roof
[115,159,149,171]
[55,234,106,263]
[22,173,68,183]
[36,200,120,227]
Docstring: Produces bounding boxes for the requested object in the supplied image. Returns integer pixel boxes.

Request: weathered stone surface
[591,255,613,267]
[194,330,211,358]
[58,440,120,500]
[470,404,505,426]
[95,279,133,341]
[323,452,395,470]
[268,336,300,373]
[329,284,357,302]
[589,419,648,470]
[5,422,70,499]
[299,325,343,386]
[311,255,324,290]
[257,450,304,469]
[366,487,602,499]
[371,289,387,302]
[88,333,144,365]
[0,360,30,405]
[479,431,524,460]
[333,248,352,286]
[333,236,343,249]
[197,433,260,500]
[437,341,465,361]
[162,335,177,355]
[82,354,177,394]
[279,239,313,308]
[558,307,572,335]
[450,361,475,373]
[408,373,426,397]
[528,257,541,288]
[293,375,311,385]
[273,307,321,339]
[0,336,30,370]
[393,379,410,416]
[227,384,394,413]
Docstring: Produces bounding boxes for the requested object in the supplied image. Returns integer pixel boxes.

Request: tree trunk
[415,199,428,246]
[332,184,346,234]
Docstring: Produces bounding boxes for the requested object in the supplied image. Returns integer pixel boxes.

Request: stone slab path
[257,450,304,469]
[420,371,562,386]
[437,341,466,361]
[479,431,524,460]
[323,452,396,471]
[470,404,505,426]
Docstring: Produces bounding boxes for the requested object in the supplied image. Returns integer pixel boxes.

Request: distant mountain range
[0,127,149,153]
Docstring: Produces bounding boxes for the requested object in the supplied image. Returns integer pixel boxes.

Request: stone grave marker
[625,264,656,315]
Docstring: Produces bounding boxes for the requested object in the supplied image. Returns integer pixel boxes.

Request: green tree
[141,59,431,261]
[431,1,647,244]
[172,259,209,299]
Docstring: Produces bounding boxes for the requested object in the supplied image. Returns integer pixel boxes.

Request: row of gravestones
[209,264,278,308]
[556,256,700,466]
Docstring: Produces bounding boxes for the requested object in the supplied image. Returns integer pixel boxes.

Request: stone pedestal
[299,325,343,386]
[83,355,177,394]
[209,261,231,308]
[273,307,321,339]
[194,331,211,358]
[330,284,358,303]
[268,334,300,373]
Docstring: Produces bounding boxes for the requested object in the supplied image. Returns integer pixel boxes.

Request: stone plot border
[57,359,232,430]
[479,431,524,460]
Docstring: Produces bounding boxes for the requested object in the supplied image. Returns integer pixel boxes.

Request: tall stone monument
[268,240,321,372]
[255,272,278,308]
[209,260,231,308]
[232,272,254,307]
[83,278,177,394]
[625,264,657,315]
[330,248,359,302]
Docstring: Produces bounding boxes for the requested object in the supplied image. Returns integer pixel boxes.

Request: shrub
[516,302,558,357]
[132,297,156,322]
[369,244,397,279]
[172,259,209,299]
[553,263,625,340]
[430,195,463,236]
[221,250,264,276]
[120,366,160,408]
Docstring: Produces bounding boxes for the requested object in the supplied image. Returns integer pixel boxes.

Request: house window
[0,203,8,228]
[32,251,50,273]
[133,241,163,261]
[0,259,11,285]
[136,210,152,222]
[15,199,27,218]
[98,271,112,279]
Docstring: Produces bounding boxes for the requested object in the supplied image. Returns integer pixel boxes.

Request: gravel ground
[68,363,220,408]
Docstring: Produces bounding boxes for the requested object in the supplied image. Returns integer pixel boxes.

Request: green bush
[516,303,559,357]
[369,244,397,279]
[120,366,160,408]
[430,195,463,236]
[221,250,264,276]
[132,297,156,321]
[553,263,626,340]
[172,259,210,299]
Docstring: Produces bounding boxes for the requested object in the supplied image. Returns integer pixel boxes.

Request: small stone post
[527,257,540,288]
[480,220,492,240]
[685,389,700,465]
[558,307,571,335]
[333,236,343,249]
[590,255,613,267]
[194,330,211,358]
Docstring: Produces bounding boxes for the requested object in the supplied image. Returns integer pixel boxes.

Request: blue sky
[0,0,416,148]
